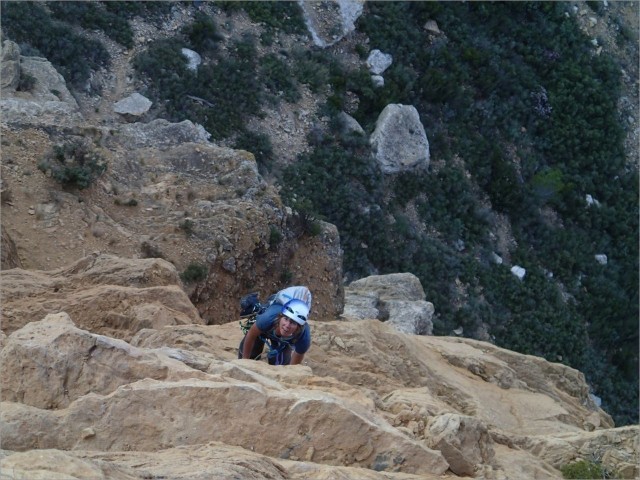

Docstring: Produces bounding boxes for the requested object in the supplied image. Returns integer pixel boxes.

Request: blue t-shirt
[255,303,311,354]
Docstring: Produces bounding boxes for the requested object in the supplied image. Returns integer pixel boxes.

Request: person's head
[277,299,309,336]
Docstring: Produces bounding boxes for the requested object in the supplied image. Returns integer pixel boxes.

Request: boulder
[181,48,202,71]
[336,111,365,136]
[113,93,153,118]
[371,74,384,88]
[370,104,430,174]
[0,253,204,340]
[426,413,495,476]
[366,49,393,75]
[106,119,211,150]
[341,273,434,334]
[0,313,208,409]
[510,265,526,280]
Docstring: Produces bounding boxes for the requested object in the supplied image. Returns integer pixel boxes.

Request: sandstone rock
[370,104,430,174]
[427,413,495,476]
[0,303,629,480]
[0,47,82,127]
[0,253,203,340]
[342,273,434,335]
[0,313,208,409]
[0,97,83,127]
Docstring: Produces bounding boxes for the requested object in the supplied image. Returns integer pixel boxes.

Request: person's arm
[290,351,305,365]
[242,323,262,359]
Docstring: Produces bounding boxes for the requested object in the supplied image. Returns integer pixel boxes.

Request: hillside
[0,0,638,433]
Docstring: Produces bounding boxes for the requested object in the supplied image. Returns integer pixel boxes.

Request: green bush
[182,11,223,53]
[260,53,300,103]
[269,225,283,247]
[233,130,274,174]
[1,1,110,87]
[181,262,208,284]
[560,460,605,479]
[38,141,107,190]
[48,1,134,48]
[17,72,36,92]
[220,1,306,35]
[179,219,195,237]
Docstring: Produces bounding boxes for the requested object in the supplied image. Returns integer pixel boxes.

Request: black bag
[240,292,261,317]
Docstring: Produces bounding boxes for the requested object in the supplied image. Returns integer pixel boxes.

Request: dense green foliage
[38,141,107,190]
[1,1,110,87]
[561,459,616,479]
[180,262,208,284]
[48,1,134,48]
[350,2,637,425]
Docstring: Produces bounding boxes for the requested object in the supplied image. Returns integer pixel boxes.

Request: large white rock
[181,48,202,71]
[370,104,430,174]
[511,265,526,280]
[113,92,152,117]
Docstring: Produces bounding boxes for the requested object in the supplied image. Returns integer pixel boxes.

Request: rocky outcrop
[298,0,364,47]
[0,41,83,127]
[1,40,21,91]
[342,272,434,335]
[1,256,637,479]
[370,104,430,174]
[1,228,22,270]
[0,253,203,340]
[113,92,152,119]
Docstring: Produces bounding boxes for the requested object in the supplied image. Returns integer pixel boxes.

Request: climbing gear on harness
[239,292,266,334]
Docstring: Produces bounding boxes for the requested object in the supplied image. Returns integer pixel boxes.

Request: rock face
[342,272,434,335]
[1,256,636,480]
[298,0,364,47]
[0,42,82,127]
[113,92,153,118]
[370,104,430,174]
[1,40,21,90]
[0,253,203,341]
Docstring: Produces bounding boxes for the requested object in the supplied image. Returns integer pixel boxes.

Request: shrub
[1,1,110,87]
[17,72,36,92]
[220,1,306,35]
[233,130,274,174]
[269,225,283,247]
[178,219,195,236]
[560,460,606,479]
[180,262,208,284]
[182,11,223,53]
[38,140,107,190]
[48,1,134,48]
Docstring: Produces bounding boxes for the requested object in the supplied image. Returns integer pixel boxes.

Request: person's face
[277,315,300,337]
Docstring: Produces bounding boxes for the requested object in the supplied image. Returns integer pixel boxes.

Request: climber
[238,286,312,366]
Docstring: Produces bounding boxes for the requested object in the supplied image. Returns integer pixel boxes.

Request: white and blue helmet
[282,299,310,325]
